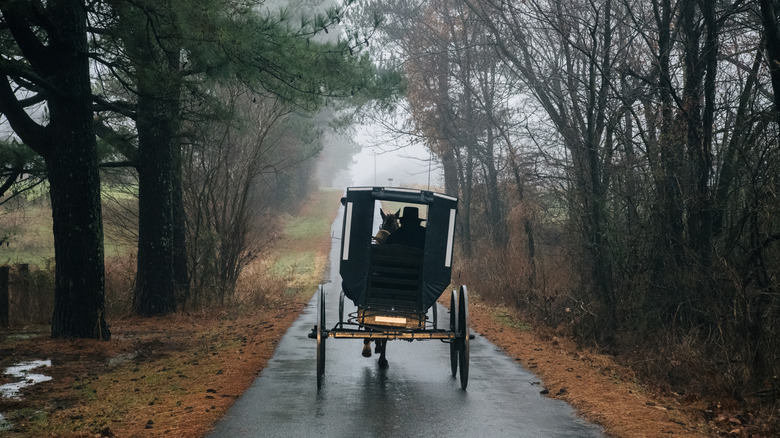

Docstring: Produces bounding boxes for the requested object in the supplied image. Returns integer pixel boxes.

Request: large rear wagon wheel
[458,285,470,390]
[449,289,458,377]
[316,286,326,390]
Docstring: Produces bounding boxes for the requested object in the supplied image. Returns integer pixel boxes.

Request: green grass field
[0,184,141,267]
[0,205,133,267]
[266,189,342,294]
[0,202,54,266]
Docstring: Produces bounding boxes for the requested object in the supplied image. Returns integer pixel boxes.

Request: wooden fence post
[0,265,9,327]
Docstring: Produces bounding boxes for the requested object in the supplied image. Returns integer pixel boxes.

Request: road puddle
[0,360,53,399]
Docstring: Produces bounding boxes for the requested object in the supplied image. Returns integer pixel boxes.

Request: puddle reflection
[0,412,9,431]
[0,360,52,399]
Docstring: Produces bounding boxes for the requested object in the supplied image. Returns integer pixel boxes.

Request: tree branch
[0,78,47,155]
[94,120,139,164]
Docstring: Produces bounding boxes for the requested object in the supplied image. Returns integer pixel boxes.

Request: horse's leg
[362,338,372,357]
[377,340,388,368]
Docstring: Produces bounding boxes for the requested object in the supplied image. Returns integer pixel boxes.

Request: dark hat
[400,206,425,223]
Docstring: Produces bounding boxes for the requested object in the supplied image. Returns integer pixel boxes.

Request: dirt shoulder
[0,298,308,438]
[465,299,712,437]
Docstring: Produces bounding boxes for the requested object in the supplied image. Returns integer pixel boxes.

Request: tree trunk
[0,266,9,328]
[45,0,110,339]
[132,64,178,316]
[760,0,780,124]
[440,142,459,197]
[485,127,506,246]
[48,151,110,338]
[647,0,686,320]
[507,145,536,289]
[713,46,762,236]
[435,32,459,199]
[172,140,190,304]
[47,2,108,338]
[680,0,709,261]
[458,146,474,256]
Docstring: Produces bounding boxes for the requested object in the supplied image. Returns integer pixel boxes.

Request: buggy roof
[339,187,458,310]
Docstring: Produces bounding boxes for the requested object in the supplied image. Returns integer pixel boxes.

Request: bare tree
[182,86,321,306]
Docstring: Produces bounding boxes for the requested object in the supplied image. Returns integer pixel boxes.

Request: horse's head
[379,208,400,233]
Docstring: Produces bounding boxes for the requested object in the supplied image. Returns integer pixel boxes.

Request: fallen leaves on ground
[0,298,306,438]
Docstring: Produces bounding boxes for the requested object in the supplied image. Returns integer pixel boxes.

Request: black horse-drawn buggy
[310,187,472,390]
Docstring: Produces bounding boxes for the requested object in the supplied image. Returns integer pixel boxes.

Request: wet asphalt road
[208,206,603,438]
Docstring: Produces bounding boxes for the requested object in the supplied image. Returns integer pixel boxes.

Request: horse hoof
[378,358,389,369]
[362,344,372,358]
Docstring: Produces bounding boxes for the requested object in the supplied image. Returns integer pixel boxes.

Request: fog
[348,123,441,189]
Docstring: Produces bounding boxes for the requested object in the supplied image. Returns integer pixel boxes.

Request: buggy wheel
[316,286,326,390]
[449,289,458,377]
[338,290,345,325]
[458,285,470,390]
[432,302,438,330]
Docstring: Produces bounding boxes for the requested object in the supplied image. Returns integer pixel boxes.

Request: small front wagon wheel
[316,286,326,390]
[458,285,470,390]
[449,289,458,377]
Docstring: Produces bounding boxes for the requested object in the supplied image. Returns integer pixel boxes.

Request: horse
[363,208,399,368]
[372,208,399,244]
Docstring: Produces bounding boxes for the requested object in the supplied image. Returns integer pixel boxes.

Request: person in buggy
[385,206,426,248]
